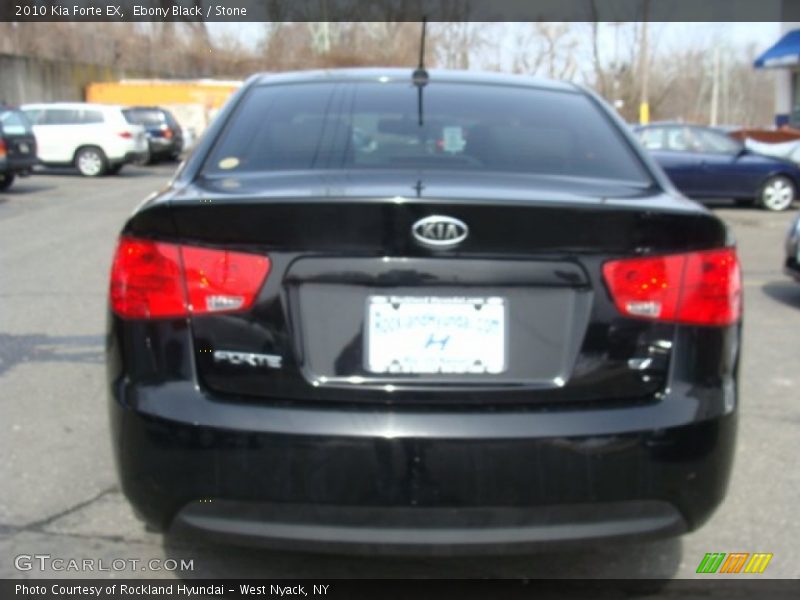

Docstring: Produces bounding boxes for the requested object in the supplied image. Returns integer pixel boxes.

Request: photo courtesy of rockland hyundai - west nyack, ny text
[1,2,799,599]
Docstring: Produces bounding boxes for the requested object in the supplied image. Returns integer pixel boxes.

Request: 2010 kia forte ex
[106,68,742,555]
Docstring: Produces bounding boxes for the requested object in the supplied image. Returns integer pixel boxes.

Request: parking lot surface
[1,165,798,579]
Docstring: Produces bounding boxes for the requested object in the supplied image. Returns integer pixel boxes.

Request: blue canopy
[755,30,800,68]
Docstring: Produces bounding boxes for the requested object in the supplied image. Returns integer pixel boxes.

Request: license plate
[366,296,506,375]
[17,143,29,154]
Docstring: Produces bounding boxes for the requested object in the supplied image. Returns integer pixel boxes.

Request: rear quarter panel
[32,124,77,163]
[738,155,800,196]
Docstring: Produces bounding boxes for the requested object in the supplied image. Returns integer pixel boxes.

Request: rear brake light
[602,248,741,326]
[118,131,133,139]
[109,238,184,318]
[181,245,270,314]
[160,124,174,139]
[109,237,270,319]
[0,139,6,158]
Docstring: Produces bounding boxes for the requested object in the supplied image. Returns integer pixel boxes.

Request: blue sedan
[634,123,800,211]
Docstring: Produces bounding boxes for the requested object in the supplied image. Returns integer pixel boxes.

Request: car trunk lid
[148,172,727,406]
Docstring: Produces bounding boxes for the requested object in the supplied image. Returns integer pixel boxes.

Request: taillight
[109,237,270,319]
[602,248,741,326]
[181,245,270,314]
[161,124,174,139]
[109,238,184,318]
[0,139,6,158]
[118,131,133,139]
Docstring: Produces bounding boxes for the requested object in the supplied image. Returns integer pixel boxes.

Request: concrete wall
[0,53,132,105]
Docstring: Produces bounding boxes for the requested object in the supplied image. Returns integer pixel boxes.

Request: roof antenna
[412,18,429,126]
[412,17,429,86]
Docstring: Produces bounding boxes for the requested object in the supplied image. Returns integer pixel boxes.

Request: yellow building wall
[85,81,240,109]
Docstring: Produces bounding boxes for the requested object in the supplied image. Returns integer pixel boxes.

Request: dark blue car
[122,106,184,164]
[634,123,800,211]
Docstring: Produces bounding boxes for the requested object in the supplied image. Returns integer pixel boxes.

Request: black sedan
[635,123,800,211]
[0,107,38,191]
[107,69,741,554]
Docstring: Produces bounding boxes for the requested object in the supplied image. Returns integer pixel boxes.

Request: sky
[651,22,780,52]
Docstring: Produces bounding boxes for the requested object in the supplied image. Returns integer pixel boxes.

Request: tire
[758,175,796,211]
[0,173,15,191]
[74,146,108,177]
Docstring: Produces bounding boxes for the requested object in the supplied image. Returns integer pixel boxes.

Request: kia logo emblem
[412,215,469,248]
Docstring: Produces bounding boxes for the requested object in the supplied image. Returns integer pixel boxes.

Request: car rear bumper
[110,382,737,554]
[171,499,686,556]
[1,155,39,174]
[148,137,182,155]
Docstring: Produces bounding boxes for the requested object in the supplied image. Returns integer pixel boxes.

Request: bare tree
[509,23,578,79]
[433,22,489,70]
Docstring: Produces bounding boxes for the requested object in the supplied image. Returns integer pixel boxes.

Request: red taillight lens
[110,238,185,318]
[678,249,742,325]
[109,237,270,319]
[181,246,270,315]
[118,131,133,139]
[161,125,174,139]
[0,139,7,158]
[602,248,741,326]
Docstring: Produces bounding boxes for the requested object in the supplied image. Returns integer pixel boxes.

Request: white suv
[21,103,148,176]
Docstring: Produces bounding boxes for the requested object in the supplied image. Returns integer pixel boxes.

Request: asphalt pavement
[0,164,798,579]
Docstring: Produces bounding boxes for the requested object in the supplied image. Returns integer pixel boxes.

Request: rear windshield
[0,110,33,135]
[203,81,651,184]
[124,109,165,126]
